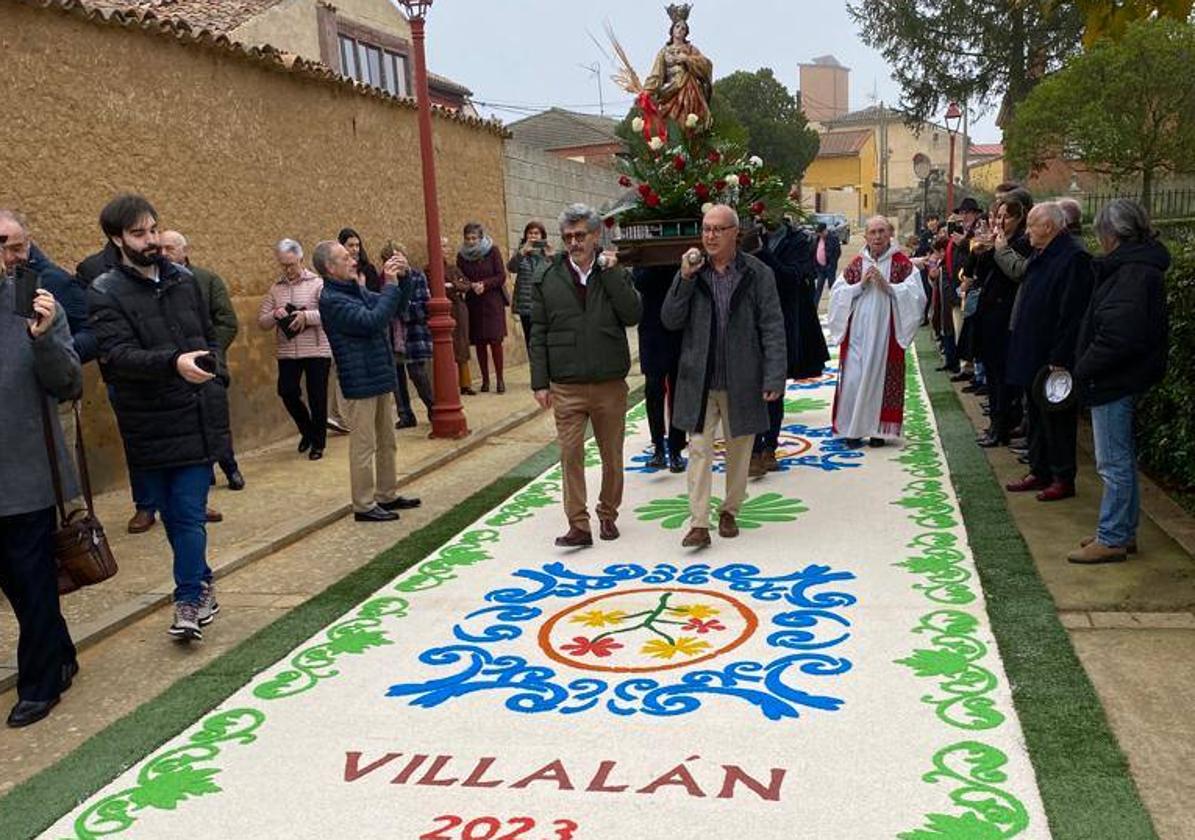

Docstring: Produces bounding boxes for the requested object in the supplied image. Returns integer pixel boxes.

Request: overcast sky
[422,0,1000,143]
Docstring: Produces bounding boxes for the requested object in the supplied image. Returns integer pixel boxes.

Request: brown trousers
[550,380,628,531]
[344,395,398,513]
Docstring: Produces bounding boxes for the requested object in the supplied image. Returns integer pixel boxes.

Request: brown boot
[718,511,739,538]
[748,452,767,478]
[127,509,156,534]
[554,526,593,548]
[599,519,620,541]
[205,507,224,523]
[763,450,780,472]
[1067,540,1128,564]
[681,527,711,548]
[1081,535,1138,554]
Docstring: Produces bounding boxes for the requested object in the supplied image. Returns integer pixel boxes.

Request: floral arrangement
[608,109,799,227]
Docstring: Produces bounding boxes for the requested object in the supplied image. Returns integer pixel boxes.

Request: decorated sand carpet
[33,350,1071,839]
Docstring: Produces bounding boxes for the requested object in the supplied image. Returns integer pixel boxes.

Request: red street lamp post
[398,0,469,439]
[944,101,963,216]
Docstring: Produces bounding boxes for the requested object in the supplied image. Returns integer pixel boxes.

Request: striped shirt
[708,260,740,390]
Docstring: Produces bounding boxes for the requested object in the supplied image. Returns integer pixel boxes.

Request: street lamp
[397,0,469,439]
[944,101,962,216]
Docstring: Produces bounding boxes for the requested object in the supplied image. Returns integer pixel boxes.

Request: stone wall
[1,1,508,491]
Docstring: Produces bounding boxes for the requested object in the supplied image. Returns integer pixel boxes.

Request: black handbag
[40,399,118,595]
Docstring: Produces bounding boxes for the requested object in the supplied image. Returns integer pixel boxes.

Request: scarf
[458,235,494,262]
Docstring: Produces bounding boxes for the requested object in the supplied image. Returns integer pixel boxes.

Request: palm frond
[605,20,643,94]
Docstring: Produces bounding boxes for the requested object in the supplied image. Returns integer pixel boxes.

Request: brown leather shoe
[1081,535,1138,554]
[718,511,739,538]
[1035,482,1075,502]
[205,507,224,523]
[1005,474,1049,493]
[1067,540,1128,564]
[747,453,767,478]
[763,450,780,472]
[599,519,620,541]
[554,527,593,548]
[681,527,711,548]
[127,509,156,534]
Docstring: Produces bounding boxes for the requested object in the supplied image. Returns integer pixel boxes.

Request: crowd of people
[0,182,1171,732]
[915,187,1170,565]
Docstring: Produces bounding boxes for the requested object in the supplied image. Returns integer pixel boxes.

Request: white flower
[701,202,714,214]
[631,116,645,133]
[648,136,664,151]
[738,173,751,186]
[685,113,699,129]
[749,155,764,168]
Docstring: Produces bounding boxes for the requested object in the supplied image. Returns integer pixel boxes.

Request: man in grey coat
[1,220,83,727]
[661,204,787,548]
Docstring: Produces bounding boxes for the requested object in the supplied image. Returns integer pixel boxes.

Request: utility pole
[878,100,889,216]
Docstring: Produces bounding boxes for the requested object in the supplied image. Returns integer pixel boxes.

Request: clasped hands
[862,265,891,294]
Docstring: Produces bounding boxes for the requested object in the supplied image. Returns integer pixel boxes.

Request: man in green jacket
[530,203,642,547]
[161,230,244,491]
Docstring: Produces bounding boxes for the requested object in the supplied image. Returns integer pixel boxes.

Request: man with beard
[88,194,232,642]
[530,204,641,547]
[827,216,926,447]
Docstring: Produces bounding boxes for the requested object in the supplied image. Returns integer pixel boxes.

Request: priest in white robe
[827,216,927,446]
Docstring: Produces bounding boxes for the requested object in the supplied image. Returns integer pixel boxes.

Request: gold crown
[667,4,692,25]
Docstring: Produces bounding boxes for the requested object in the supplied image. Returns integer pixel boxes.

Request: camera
[947,221,964,235]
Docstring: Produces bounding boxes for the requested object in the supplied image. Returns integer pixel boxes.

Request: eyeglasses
[561,232,592,243]
[702,224,737,235]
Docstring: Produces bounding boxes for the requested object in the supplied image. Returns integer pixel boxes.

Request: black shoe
[646,449,667,469]
[950,372,974,383]
[308,448,324,461]
[354,506,399,523]
[496,380,506,394]
[380,495,421,511]
[226,470,245,491]
[298,436,311,454]
[6,698,58,728]
[843,438,865,449]
[935,364,958,373]
[962,383,981,393]
[868,437,886,448]
[395,416,417,430]
[974,385,990,396]
[480,381,490,393]
[669,452,686,473]
[61,660,79,693]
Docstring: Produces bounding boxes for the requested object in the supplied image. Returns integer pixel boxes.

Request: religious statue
[609,4,714,134]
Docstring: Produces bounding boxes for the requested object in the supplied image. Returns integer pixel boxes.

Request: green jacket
[530,255,642,390]
[190,263,239,355]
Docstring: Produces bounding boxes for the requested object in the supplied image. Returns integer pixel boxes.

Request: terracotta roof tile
[816,129,872,157]
[507,108,622,151]
[969,143,1004,158]
[86,0,285,34]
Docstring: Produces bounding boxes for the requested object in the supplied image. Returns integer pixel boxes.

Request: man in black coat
[633,265,687,472]
[88,194,231,642]
[750,218,829,475]
[1004,202,1093,502]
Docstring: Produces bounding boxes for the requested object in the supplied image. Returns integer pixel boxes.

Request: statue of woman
[643,6,713,129]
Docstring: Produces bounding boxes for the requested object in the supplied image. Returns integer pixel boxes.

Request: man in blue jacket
[316,239,420,522]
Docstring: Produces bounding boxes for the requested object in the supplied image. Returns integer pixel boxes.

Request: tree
[712,69,821,184]
[1067,0,1195,46]
[1006,18,1195,205]
[846,1,1084,132]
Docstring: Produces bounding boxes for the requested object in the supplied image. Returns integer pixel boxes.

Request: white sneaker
[198,581,220,627]
[169,603,202,641]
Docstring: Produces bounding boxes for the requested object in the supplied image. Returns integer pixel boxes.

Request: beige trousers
[550,380,628,531]
[687,390,754,529]
[344,395,398,512]
[57,401,85,513]
[329,361,351,429]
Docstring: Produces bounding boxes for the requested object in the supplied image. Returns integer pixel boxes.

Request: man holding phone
[1,212,83,727]
[88,194,232,642]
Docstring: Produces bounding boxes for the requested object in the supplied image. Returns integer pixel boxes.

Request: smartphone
[532,240,547,251]
[12,265,38,318]
[194,353,218,374]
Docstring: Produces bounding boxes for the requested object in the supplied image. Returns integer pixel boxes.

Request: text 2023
[419,815,578,840]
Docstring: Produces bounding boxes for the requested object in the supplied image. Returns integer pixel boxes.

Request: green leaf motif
[900,741,1030,840]
[635,492,807,531]
[634,495,693,530]
[899,811,1008,840]
[327,628,391,655]
[783,396,829,415]
[127,767,222,812]
[897,648,971,678]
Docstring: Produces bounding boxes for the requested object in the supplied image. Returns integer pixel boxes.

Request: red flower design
[645,192,661,208]
[637,183,653,197]
[618,175,633,188]
[561,636,624,657]
[707,150,722,163]
[673,154,687,171]
[682,618,726,634]
[739,173,753,187]
[714,179,728,191]
[694,182,711,200]
[750,201,766,216]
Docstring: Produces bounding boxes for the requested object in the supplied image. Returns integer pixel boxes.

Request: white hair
[0,209,29,233]
[1030,202,1066,230]
[276,238,303,259]
[1057,197,1083,230]
[558,203,602,233]
[865,215,894,233]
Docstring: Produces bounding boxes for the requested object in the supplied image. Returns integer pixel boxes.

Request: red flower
[694,182,711,200]
[707,150,722,163]
[637,183,653,198]
[603,216,616,229]
[560,636,624,657]
[618,175,633,188]
[751,201,766,216]
[714,179,728,191]
[739,173,753,187]
[645,192,661,208]
[683,618,727,634]
[673,154,687,171]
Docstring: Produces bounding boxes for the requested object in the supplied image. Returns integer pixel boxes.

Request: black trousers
[644,370,686,454]
[396,360,434,422]
[0,507,75,701]
[754,396,785,453]
[1026,394,1078,484]
[277,357,331,450]
[519,313,533,356]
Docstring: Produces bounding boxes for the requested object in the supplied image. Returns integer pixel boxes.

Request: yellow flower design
[569,609,628,628]
[668,604,720,620]
[641,636,711,660]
